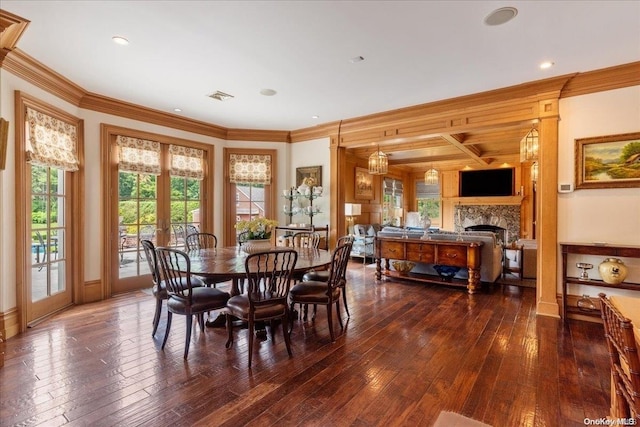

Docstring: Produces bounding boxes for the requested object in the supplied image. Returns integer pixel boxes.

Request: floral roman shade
[117,135,161,175]
[169,144,204,180]
[229,154,271,185]
[26,107,79,171]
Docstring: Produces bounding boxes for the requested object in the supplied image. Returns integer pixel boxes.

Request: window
[224,148,277,246]
[416,180,441,226]
[383,177,403,226]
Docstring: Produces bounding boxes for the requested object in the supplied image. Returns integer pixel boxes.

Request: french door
[16,93,84,330]
[115,171,203,291]
[104,126,212,295]
[28,164,73,322]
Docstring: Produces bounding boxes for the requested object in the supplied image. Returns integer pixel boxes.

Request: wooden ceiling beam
[440,134,490,166]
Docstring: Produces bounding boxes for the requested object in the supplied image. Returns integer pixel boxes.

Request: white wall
[558,86,640,298]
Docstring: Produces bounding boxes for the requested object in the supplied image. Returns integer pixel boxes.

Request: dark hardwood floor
[1,262,610,426]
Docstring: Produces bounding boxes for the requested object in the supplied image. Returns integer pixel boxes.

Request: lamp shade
[424,168,439,184]
[393,208,403,218]
[368,146,388,175]
[345,203,361,216]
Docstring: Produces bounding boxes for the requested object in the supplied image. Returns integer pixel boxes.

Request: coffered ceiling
[2,1,639,172]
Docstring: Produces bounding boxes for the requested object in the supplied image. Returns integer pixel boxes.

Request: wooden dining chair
[599,293,640,421]
[184,232,233,290]
[155,247,230,359]
[185,232,218,251]
[291,231,321,249]
[141,239,205,337]
[289,242,352,342]
[302,235,354,318]
[225,249,298,368]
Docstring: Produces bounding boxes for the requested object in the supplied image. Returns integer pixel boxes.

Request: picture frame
[575,132,640,189]
[354,167,374,200]
[296,165,322,187]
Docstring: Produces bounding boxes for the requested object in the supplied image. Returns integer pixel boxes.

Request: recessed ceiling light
[349,56,364,63]
[173,108,182,112]
[112,36,129,45]
[208,91,234,101]
[540,61,555,69]
[311,115,319,119]
[484,7,518,26]
[260,88,277,96]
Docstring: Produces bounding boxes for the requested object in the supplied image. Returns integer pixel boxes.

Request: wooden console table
[560,242,640,320]
[375,236,483,294]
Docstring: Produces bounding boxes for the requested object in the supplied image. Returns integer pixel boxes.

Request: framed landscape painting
[354,167,374,199]
[575,132,640,189]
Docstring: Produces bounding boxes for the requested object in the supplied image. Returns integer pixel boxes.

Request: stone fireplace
[454,204,520,245]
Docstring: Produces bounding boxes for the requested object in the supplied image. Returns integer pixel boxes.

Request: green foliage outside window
[417,199,440,221]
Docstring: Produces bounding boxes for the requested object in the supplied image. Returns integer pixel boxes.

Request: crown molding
[0,9,29,63]
[3,48,85,105]
[80,92,228,139]
[2,43,638,145]
[560,61,640,98]
[226,128,290,142]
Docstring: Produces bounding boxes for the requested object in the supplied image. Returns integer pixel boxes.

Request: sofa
[517,239,537,279]
[377,227,503,283]
[350,224,382,260]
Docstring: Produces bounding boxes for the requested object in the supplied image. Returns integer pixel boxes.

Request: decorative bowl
[392,260,416,274]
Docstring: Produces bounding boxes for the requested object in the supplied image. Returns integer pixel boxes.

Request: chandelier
[368,145,388,175]
[520,127,539,162]
[424,168,439,185]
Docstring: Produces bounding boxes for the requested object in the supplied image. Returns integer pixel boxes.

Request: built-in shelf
[560,242,640,321]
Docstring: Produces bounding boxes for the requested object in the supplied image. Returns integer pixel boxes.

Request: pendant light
[424,166,439,185]
[368,145,388,175]
[531,161,539,182]
[520,127,539,162]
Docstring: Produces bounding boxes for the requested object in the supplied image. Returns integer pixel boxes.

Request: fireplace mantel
[449,196,523,206]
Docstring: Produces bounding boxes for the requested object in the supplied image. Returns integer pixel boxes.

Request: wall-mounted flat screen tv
[459,168,514,197]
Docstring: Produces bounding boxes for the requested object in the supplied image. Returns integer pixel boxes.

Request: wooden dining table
[185,245,333,327]
[187,246,333,293]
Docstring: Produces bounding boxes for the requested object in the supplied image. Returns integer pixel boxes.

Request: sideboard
[375,236,483,294]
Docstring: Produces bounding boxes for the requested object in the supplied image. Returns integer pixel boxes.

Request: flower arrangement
[235,217,278,240]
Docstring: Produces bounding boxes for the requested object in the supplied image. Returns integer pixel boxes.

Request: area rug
[433,411,492,427]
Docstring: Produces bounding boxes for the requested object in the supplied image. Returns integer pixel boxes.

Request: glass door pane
[170,176,201,249]
[29,165,71,322]
[118,172,157,279]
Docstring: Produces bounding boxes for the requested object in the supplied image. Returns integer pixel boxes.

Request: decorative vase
[242,239,272,254]
[598,257,628,285]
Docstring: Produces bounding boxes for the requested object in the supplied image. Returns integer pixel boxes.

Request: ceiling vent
[208,91,234,101]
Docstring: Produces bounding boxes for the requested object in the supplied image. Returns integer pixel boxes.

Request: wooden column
[330,135,347,249]
[536,112,560,317]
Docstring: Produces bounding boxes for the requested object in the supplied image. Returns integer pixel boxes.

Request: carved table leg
[375,257,382,280]
[467,268,481,294]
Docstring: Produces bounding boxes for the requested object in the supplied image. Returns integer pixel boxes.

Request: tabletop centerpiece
[235,217,278,254]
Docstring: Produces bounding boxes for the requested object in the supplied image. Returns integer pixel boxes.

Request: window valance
[229,154,271,185]
[117,135,161,175]
[169,144,204,180]
[26,107,79,171]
